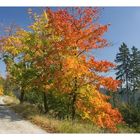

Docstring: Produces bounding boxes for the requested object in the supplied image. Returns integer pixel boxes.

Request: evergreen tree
[115,43,131,103]
[129,46,140,102]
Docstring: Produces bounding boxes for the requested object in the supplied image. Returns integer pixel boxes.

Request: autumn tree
[44,7,123,131]
[23,11,62,112]
[0,27,35,103]
[0,8,123,131]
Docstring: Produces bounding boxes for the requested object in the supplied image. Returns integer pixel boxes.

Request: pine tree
[129,46,140,102]
[115,43,131,104]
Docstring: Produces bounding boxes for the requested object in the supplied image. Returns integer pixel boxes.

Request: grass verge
[9,103,104,133]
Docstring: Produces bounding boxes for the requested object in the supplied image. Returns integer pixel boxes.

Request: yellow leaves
[24,54,31,61]
[43,10,48,21]
[29,11,49,32]
[15,29,28,38]
[34,47,44,58]
[35,50,42,57]
[63,56,76,69]
[44,83,53,91]
[76,84,123,132]
[52,35,61,42]
[63,56,89,79]
[2,32,29,57]
[30,22,39,31]
[22,45,30,52]
[4,46,19,56]
[82,111,90,120]
[0,85,3,96]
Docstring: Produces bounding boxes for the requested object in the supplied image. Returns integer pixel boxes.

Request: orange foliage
[43,7,123,132]
[76,85,123,132]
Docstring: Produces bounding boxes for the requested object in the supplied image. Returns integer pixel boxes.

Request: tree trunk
[120,83,123,102]
[132,87,136,105]
[112,94,116,107]
[126,72,129,104]
[43,92,48,113]
[71,77,77,120]
[20,88,24,104]
[71,93,77,120]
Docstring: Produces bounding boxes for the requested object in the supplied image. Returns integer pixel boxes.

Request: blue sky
[0,7,140,78]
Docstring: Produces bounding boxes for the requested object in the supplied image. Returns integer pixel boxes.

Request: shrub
[119,104,140,132]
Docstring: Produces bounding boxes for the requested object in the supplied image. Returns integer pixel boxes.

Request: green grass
[117,124,139,133]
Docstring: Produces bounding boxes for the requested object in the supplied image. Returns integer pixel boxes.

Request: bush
[47,91,71,119]
[119,104,140,132]
[24,89,73,119]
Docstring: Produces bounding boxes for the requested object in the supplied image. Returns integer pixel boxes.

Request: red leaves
[100,77,121,91]
[45,8,109,54]
[88,57,115,72]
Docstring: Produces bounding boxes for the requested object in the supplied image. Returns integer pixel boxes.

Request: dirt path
[0,97,47,134]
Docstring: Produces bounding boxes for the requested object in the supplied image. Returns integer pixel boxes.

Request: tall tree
[129,46,140,102]
[44,8,123,131]
[115,43,131,103]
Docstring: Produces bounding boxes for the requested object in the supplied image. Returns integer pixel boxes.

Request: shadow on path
[0,105,22,122]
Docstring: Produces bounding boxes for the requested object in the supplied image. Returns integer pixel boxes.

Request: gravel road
[0,96,47,134]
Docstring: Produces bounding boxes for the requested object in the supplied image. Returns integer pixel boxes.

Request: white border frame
[0,134,139,140]
[0,0,140,7]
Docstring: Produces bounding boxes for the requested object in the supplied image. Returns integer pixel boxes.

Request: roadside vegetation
[2,98,136,133]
